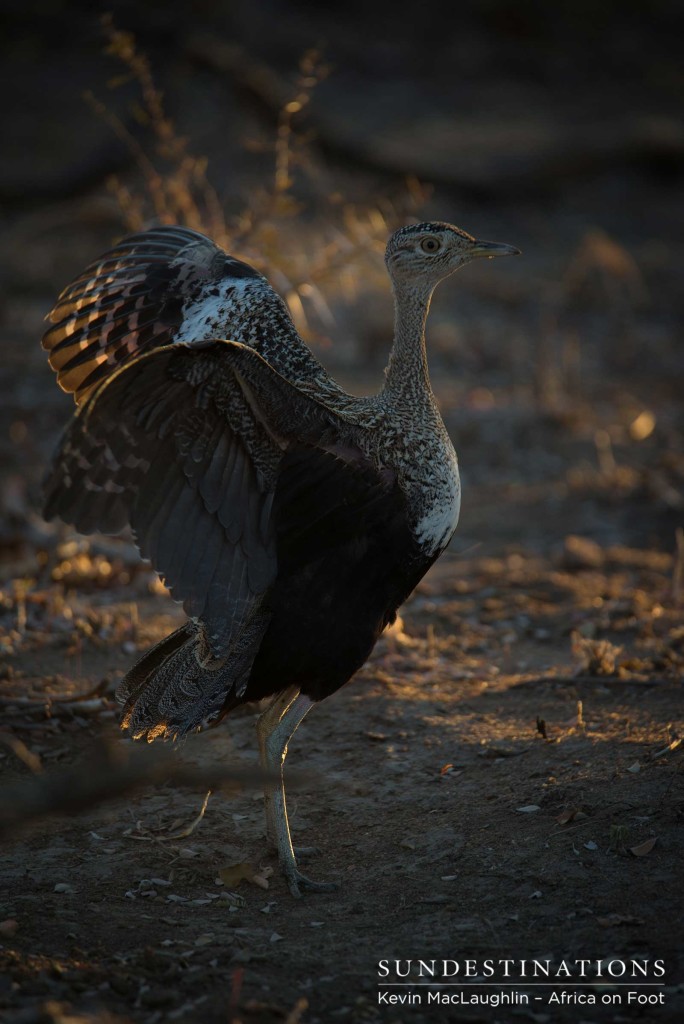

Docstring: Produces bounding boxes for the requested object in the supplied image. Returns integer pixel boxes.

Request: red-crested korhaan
[43,221,519,895]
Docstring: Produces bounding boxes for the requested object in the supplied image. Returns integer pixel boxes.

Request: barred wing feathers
[42,227,264,404]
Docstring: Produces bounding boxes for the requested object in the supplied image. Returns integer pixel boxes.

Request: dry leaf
[219,862,258,888]
[630,837,657,857]
[597,913,644,927]
[251,866,274,890]
[556,806,580,825]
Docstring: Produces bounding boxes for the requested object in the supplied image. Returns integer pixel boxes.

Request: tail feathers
[116,621,243,741]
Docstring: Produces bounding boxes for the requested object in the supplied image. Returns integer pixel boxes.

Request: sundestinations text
[377,959,665,980]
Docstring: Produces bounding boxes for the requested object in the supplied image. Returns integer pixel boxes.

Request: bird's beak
[470,239,521,259]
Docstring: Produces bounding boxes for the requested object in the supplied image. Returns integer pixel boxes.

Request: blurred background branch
[0,732,285,840]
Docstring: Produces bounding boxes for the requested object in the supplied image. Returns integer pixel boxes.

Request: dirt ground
[1,536,683,1024]
[1,6,684,1023]
[2,416,683,1024]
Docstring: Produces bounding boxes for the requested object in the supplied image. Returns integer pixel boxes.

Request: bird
[42,220,519,896]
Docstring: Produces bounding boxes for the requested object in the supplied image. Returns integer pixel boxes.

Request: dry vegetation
[87,15,426,344]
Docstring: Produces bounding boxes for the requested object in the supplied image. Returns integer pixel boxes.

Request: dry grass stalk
[673,527,684,606]
[89,17,427,342]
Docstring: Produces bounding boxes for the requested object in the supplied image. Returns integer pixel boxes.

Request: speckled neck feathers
[383,281,434,406]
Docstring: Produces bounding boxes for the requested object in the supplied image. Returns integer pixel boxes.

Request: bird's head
[385,221,520,291]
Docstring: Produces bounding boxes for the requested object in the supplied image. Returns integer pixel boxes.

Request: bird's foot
[284,864,339,898]
[266,838,320,860]
[293,845,320,860]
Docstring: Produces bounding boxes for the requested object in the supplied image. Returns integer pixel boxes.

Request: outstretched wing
[43,341,375,656]
[42,227,265,404]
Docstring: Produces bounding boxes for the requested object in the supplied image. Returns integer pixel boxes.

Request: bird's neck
[382,282,435,406]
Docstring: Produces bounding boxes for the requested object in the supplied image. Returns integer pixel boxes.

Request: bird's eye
[421,237,440,253]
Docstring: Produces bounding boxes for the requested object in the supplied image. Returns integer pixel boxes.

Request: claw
[285,867,340,898]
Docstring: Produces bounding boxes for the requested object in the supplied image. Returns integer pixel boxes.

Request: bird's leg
[257,686,299,850]
[256,687,338,897]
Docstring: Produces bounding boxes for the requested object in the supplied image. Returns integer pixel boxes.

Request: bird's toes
[286,868,339,898]
[293,845,320,860]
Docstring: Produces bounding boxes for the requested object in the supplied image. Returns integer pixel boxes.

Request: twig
[576,699,585,730]
[166,788,212,839]
[651,735,682,759]
[0,732,42,774]
[673,527,684,605]
[127,788,213,842]
[285,998,309,1024]
[0,678,111,708]
[48,678,113,703]
[0,695,114,718]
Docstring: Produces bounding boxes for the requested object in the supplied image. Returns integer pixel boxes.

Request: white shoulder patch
[174,279,252,345]
[413,452,461,555]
